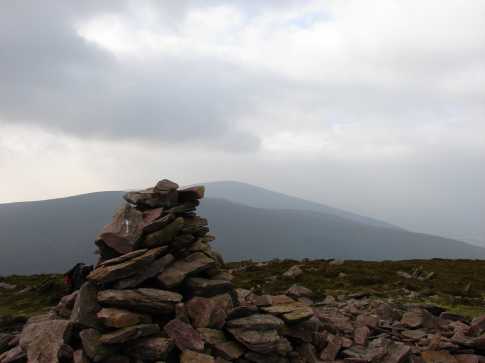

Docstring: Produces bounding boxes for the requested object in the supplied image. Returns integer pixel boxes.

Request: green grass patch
[228,259,485,317]
[0,274,67,318]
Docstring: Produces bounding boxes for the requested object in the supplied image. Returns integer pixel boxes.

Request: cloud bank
[0,0,484,244]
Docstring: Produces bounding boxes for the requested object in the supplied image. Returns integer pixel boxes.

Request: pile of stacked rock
[0,180,325,363]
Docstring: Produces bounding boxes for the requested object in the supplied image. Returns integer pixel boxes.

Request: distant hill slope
[0,191,123,275]
[1,182,483,275]
[203,181,399,230]
[202,198,485,262]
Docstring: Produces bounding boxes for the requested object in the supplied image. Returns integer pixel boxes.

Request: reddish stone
[95,204,144,256]
[354,326,370,346]
[164,319,205,352]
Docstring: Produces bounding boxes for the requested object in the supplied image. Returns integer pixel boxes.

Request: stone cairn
[4,180,485,363]
[0,179,322,363]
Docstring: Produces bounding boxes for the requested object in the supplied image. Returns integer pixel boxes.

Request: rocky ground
[2,179,485,362]
[2,258,485,323]
[2,258,485,362]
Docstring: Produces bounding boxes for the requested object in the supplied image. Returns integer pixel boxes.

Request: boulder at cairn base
[19,319,73,363]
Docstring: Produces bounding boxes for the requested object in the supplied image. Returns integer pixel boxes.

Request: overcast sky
[1,0,484,245]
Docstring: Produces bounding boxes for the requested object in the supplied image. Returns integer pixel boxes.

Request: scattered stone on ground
[0,283,16,291]
[2,179,485,363]
[397,266,435,281]
[282,265,303,278]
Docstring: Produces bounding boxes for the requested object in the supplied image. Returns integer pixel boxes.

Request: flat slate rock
[281,307,314,324]
[97,249,148,268]
[97,288,182,315]
[113,253,174,289]
[158,252,216,288]
[227,328,280,354]
[143,217,184,248]
[185,277,233,297]
[227,314,284,331]
[96,308,151,328]
[88,247,165,284]
[99,324,160,344]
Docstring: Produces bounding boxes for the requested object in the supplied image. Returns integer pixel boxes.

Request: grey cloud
[0,1,262,151]
[0,0,483,246]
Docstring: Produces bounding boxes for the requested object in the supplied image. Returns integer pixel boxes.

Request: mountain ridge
[0,181,483,275]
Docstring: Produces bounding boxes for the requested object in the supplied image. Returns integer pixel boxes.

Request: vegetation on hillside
[0,274,66,318]
[228,258,485,317]
[1,258,485,329]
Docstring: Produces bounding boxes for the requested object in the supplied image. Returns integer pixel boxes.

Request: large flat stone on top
[124,187,178,209]
[97,288,182,315]
[158,252,216,288]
